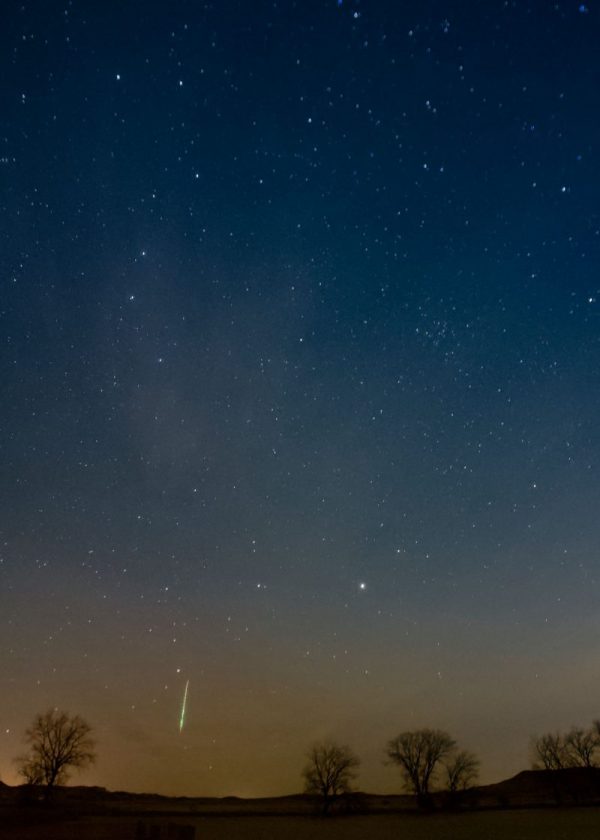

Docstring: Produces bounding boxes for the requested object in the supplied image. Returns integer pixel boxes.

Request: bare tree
[386,729,456,807]
[564,727,600,768]
[531,733,569,770]
[444,749,480,794]
[16,755,45,786]
[302,740,360,815]
[15,709,96,798]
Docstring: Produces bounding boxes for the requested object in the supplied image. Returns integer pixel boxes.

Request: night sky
[2,0,600,798]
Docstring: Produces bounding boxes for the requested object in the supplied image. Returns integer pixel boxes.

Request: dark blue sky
[1,0,599,796]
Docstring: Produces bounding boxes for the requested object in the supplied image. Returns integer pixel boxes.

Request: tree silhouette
[386,728,456,808]
[531,733,569,770]
[565,727,600,768]
[444,749,480,804]
[15,709,96,798]
[302,740,360,815]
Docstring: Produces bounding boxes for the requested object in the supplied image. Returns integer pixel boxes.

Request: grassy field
[3,809,600,840]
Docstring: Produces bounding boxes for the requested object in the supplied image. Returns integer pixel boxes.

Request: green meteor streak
[179,679,189,733]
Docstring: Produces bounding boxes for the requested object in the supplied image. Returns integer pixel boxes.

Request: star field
[1,0,600,797]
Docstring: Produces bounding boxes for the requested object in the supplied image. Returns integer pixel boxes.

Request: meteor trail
[179,679,189,733]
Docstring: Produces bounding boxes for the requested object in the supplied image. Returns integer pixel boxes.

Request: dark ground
[3,770,600,839]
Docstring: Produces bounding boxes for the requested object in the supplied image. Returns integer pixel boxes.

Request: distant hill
[474,768,600,808]
[2,768,600,813]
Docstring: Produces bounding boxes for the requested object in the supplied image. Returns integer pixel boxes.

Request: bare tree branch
[15,709,96,797]
[564,727,600,768]
[444,750,480,793]
[386,729,456,807]
[302,740,360,815]
[531,733,569,770]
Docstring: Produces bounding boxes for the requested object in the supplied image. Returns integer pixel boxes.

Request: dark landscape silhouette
[5,709,600,838]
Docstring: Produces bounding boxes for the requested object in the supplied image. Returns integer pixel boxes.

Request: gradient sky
[1,0,600,797]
